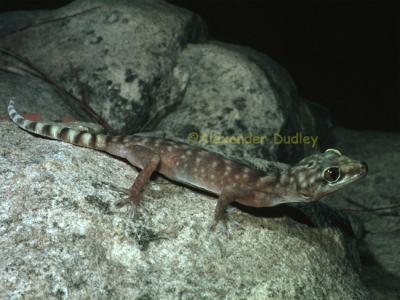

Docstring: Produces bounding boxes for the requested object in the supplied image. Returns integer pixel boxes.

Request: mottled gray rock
[0,122,370,299]
[0,0,205,131]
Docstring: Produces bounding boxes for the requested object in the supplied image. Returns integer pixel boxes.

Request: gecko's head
[289,149,368,202]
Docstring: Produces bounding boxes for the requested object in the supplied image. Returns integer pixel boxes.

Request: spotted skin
[8,101,368,228]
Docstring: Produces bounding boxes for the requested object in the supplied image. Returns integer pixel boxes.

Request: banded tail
[8,100,111,151]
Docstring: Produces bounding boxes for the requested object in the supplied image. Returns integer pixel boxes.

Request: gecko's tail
[8,100,111,151]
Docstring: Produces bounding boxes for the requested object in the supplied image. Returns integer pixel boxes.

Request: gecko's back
[133,137,273,194]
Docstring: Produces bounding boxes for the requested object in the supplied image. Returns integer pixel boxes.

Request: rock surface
[0,122,370,299]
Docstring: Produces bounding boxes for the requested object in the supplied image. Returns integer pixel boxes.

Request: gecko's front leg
[114,145,160,218]
[209,187,275,233]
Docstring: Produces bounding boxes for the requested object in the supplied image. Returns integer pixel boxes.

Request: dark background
[1,0,399,132]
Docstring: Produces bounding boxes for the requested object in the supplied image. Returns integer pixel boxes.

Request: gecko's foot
[226,206,239,214]
[208,220,231,238]
[208,207,241,231]
[115,195,142,221]
[208,215,242,238]
[114,190,141,209]
[226,209,242,229]
[208,220,219,232]
[228,219,242,229]
[115,197,129,208]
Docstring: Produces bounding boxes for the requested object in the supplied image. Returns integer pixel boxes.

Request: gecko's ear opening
[324,148,342,157]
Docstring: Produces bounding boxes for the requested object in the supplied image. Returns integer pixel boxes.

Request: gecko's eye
[324,167,341,183]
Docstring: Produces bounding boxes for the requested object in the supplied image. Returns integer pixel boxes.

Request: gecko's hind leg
[113,145,160,219]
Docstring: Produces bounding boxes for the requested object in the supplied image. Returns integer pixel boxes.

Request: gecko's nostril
[361,162,368,173]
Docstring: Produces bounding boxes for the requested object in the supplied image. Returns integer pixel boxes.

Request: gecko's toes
[114,193,140,209]
[229,219,242,229]
[127,205,135,219]
[126,203,143,221]
[208,221,218,232]
[226,206,239,213]
[208,220,232,239]
[114,198,129,208]
[115,196,142,222]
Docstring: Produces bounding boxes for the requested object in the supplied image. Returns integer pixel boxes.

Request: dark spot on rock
[125,74,135,83]
[223,107,233,114]
[137,293,152,300]
[84,195,110,214]
[89,35,103,45]
[55,289,65,299]
[125,69,132,76]
[133,225,161,251]
[248,88,257,94]
[92,73,100,80]
[233,97,247,110]
[265,111,277,121]
[224,128,235,135]
[234,119,247,131]
[106,80,113,86]
[71,233,86,241]
[125,69,137,83]
[96,66,108,72]
[152,76,162,88]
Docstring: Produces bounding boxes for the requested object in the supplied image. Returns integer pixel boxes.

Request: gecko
[8,100,368,228]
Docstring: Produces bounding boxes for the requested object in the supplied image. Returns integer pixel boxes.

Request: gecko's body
[8,101,368,226]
